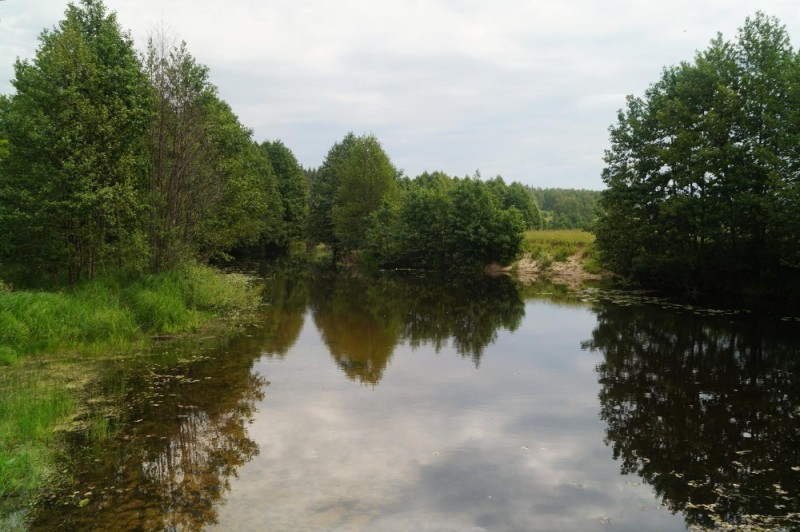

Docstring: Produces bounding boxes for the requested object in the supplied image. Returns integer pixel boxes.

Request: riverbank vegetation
[0,263,258,365]
[305,134,540,271]
[595,13,800,299]
[0,263,260,515]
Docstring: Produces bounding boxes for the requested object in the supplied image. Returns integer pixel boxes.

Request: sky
[1,1,800,189]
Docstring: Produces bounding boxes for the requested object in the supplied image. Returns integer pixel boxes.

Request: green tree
[0,96,8,162]
[0,0,151,284]
[145,34,279,266]
[367,173,526,270]
[332,134,399,252]
[308,132,357,252]
[528,188,600,229]
[595,13,800,296]
[487,176,542,229]
[260,140,308,250]
[449,177,525,266]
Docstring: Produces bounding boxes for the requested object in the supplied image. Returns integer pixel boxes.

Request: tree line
[0,0,546,287]
[528,188,600,230]
[595,13,800,298]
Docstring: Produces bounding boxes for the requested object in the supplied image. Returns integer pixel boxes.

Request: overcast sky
[2,1,799,189]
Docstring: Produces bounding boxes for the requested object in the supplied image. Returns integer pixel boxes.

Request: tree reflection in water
[29,335,267,531]
[583,299,800,530]
[28,270,525,528]
[309,272,525,384]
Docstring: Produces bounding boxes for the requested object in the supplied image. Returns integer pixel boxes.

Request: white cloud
[2,0,800,187]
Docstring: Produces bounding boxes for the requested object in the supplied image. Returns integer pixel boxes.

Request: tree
[529,188,600,229]
[486,176,543,230]
[0,96,8,162]
[260,140,308,250]
[144,33,279,267]
[595,13,800,296]
[366,173,527,270]
[0,0,151,284]
[308,133,356,252]
[449,177,525,266]
[331,134,399,252]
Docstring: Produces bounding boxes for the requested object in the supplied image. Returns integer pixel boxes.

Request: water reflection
[308,273,525,384]
[259,269,310,357]
[583,299,800,530]
[29,337,267,531]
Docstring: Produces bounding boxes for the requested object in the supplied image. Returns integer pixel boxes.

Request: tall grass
[0,368,75,514]
[0,263,258,365]
[523,229,596,268]
[0,262,259,515]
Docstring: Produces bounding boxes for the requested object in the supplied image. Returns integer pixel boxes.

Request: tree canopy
[0,0,151,283]
[529,188,599,230]
[364,172,526,270]
[0,0,544,283]
[594,13,800,297]
[0,1,288,285]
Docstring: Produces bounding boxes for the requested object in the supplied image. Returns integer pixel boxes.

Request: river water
[28,270,800,531]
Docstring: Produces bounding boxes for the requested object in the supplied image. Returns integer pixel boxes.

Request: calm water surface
[29,271,800,531]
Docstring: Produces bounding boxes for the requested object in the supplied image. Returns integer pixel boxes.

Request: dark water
[28,271,800,531]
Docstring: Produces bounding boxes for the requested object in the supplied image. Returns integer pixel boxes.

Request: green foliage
[308,132,357,252]
[123,263,256,333]
[528,188,600,229]
[0,0,151,285]
[260,140,309,249]
[145,37,279,268]
[366,172,526,270]
[0,263,257,362]
[595,12,800,297]
[332,134,399,252]
[487,176,543,229]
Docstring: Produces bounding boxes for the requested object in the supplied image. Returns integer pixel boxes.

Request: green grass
[523,229,596,268]
[0,262,260,516]
[0,263,258,363]
[0,367,75,515]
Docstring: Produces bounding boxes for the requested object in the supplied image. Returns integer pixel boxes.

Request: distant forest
[527,188,600,230]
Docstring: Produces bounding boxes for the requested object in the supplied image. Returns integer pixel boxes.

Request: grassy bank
[0,263,260,519]
[523,229,599,271]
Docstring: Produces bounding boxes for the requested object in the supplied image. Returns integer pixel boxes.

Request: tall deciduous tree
[308,132,357,252]
[260,140,308,249]
[332,134,399,252]
[0,0,151,284]
[595,12,800,296]
[144,33,279,267]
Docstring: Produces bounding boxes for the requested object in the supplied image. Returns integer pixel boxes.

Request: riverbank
[512,229,608,289]
[0,263,261,523]
[515,251,605,289]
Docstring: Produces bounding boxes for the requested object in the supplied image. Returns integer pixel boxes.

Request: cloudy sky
[2,1,799,189]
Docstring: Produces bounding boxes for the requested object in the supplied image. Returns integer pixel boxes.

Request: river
[27,269,800,531]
